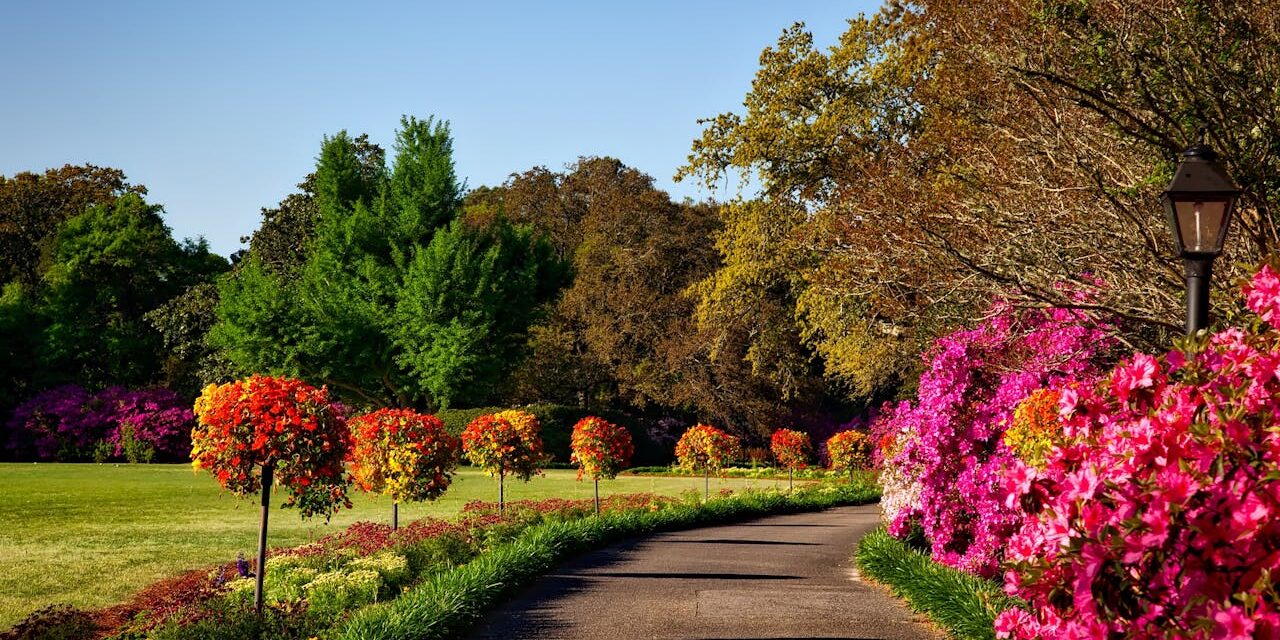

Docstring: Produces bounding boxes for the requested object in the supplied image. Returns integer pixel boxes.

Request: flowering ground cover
[0,464,794,629]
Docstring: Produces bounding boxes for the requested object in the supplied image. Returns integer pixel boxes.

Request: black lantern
[1160,141,1240,334]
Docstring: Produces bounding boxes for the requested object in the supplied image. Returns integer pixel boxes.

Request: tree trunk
[254,463,274,617]
[499,467,506,515]
[392,501,399,530]
[789,467,794,494]
[704,471,710,500]
[594,478,600,515]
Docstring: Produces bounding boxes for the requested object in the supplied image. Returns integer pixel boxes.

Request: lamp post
[1160,140,1240,335]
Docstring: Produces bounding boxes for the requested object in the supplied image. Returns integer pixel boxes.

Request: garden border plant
[855,528,1022,640]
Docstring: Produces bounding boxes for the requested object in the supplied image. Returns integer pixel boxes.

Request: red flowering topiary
[770,428,811,470]
[570,416,635,513]
[461,410,547,512]
[191,375,351,519]
[348,408,460,527]
[570,416,634,481]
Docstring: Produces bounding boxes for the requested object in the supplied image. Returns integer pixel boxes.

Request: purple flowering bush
[5,386,194,462]
[877,296,1115,577]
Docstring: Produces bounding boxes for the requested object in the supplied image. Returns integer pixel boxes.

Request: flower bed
[58,493,677,639]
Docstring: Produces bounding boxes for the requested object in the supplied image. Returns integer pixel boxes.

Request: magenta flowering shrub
[94,387,195,461]
[5,386,194,461]
[5,385,98,460]
[996,265,1280,639]
[880,298,1114,576]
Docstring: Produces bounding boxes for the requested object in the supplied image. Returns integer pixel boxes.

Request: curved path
[468,503,939,640]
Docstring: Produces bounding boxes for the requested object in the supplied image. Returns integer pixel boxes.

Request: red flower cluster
[674,423,742,474]
[770,428,812,470]
[191,375,351,519]
[460,411,546,481]
[569,416,634,481]
[347,408,460,503]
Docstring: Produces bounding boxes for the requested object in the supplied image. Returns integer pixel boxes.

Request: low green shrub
[854,528,1022,640]
[395,531,475,576]
[305,569,382,617]
[346,553,410,594]
[336,482,879,640]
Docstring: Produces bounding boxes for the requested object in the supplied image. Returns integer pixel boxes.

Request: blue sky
[1,1,880,256]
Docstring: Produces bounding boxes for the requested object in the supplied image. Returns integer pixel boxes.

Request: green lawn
[0,463,789,627]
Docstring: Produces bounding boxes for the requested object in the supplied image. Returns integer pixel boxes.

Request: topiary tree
[569,416,634,514]
[191,375,351,614]
[347,408,460,529]
[770,428,811,493]
[675,423,742,499]
[460,409,546,513]
[826,429,872,484]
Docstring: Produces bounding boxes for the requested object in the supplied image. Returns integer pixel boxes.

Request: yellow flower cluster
[1003,388,1065,468]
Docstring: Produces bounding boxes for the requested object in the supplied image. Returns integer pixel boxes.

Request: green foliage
[854,528,1023,640]
[214,117,562,409]
[390,116,462,241]
[0,164,146,291]
[394,219,564,408]
[144,283,236,398]
[38,194,228,389]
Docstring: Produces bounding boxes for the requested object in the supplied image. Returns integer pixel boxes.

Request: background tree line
[5,0,1277,450]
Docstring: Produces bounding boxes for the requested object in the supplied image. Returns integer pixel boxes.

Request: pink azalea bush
[879,297,1114,576]
[996,265,1280,638]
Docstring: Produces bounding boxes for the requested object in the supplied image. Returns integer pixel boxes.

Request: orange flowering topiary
[461,410,547,481]
[570,416,634,481]
[770,428,811,471]
[348,408,459,503]
[674,423,741,476]
[827,429,873,477]
[191,375,351,519]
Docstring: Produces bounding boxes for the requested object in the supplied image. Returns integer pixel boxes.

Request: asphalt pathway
[467,503,939,640]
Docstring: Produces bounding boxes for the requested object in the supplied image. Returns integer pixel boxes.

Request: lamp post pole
[1184,257,1213,335]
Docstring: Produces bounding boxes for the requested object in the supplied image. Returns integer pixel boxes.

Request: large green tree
[214,116,563,409]
[0,164,146,291]
[39,193,227,389]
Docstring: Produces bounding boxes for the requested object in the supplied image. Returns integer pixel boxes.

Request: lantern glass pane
[1174,199,1228,254]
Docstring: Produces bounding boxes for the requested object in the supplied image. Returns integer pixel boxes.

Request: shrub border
[336,484,880,640]
[854,528,1022,640]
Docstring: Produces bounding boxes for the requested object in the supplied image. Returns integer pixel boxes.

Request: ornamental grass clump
[191,375,351,614]
[461,410,548,513]
[569,416,635,513]
[995,265,1280,639]
[347,408,460,529]
[878,296,1114,577]
[675,423,742,499]
[769,428,811,492]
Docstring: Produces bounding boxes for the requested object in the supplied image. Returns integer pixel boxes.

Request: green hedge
[436,403,672,466]
[336,483,880,640]
[854,528,1023,640]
